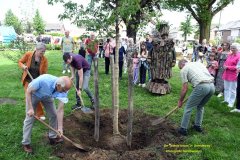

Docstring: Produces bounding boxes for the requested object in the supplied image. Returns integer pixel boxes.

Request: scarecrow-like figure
[147,23,176,94]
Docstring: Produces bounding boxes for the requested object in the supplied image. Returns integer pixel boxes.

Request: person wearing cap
[177,59,215,136]
[18,42,48,120]
[22,74,72,154]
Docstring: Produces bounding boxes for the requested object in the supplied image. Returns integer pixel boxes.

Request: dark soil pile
[53,109,185,160]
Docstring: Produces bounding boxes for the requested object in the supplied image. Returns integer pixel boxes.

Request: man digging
[22,74,72,153]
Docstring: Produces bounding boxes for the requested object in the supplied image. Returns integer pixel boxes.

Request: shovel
[34,115,89,151]
[151,98,188,126]
[71,80,93,114]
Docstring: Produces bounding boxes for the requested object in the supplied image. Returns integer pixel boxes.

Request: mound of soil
[53,109,185,160]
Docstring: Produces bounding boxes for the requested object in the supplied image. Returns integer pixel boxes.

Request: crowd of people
[18,30,240,153]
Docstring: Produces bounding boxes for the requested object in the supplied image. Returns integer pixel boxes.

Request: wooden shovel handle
[71,80,85,107]
[26,69,34,80]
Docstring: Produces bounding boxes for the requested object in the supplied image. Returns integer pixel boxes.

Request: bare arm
[56,100,64,135]
[26,86,36,116]
[78,69,83,90]
[178,82,188,108]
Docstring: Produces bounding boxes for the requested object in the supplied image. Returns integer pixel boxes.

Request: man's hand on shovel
[27,108,34,117]
[178,100,184,108]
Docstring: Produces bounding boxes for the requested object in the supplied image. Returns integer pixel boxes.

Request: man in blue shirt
[22,74,72,153]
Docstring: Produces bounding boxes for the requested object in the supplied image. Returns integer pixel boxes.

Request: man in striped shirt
[177,59,215,136]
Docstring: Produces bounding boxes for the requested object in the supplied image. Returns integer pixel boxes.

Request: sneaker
[192,125,203,133]
[71,104,82,111]
[40,116,46,121]
[142,83,146,88]
[62,70,66,74]
[138,83,142,87]
[230,109,240,113]
[228,104,234,108]
[178,128,187,136]
[67,69,71,73]
[217,92,223,98]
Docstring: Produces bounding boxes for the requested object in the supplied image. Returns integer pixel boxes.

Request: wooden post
[93,57,100,141]
[127,58,134,147]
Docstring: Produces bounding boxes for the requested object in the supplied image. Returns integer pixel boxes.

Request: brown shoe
[49,136,63,145]
[22,144,33,153]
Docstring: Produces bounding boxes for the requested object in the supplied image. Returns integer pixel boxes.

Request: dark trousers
[119,61,123,78]
[236,74,240,109]
[105,57,110,74]
[140,63,146,84]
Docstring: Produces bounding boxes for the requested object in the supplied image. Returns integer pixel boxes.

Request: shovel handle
[71,80,85,107]
[26,69,34,81]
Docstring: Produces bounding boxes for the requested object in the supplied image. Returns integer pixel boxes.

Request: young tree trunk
[93,58,100,142]
[199,19,212,43]
[127,58,133,147]
[110,55,116,114]
[112,15,120,135]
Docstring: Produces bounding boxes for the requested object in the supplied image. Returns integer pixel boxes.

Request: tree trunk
[125,11,141,43]
[199,19,212,43]
[112,15,120,135]
[127,58,133,147]
[93,58,100,142]
[110,55,116,115]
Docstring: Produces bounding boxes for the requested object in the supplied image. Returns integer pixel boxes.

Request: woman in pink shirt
[103,38,114,74]
[222,44,240,108]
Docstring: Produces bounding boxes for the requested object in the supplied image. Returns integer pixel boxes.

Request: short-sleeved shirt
[180,62,214,87]
[85,38,98,56]
[28,74,68,103]
[62,36,74,53]
[69,53,90,72]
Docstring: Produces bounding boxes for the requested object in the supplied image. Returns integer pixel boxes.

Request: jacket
[18,51,48,85]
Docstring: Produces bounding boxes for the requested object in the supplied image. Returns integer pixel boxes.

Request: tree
[180,15,193,41]
[33,9,45,35]
[4,9,23,35]
[164,0,235,43]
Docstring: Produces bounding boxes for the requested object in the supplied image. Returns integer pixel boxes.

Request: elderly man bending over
[22,74,72,153]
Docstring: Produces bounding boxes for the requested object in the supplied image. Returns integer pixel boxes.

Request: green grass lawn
[0,50,239,160]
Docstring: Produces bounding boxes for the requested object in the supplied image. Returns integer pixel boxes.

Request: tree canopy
[4,9,23,35]
[163,0,235,43]
[180,15,193,41]
[33,9,45,35]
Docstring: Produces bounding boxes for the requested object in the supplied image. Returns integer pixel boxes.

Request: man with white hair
[177,59,215,136]
[61,30,74,74]
[22,74,72,154]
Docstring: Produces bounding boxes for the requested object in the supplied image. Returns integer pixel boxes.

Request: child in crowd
[132,51,139,84]
[139,43,148,87]
[207,53,218,80]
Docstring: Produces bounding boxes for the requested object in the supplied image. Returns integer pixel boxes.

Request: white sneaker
[230,109,240,113]
[40,116,46,121]
[142,83,146,88]
[67,69,71,73]
[228,104,234,108]
[62,70,66,74]
[138,84,142,87]
[217,93,223,98]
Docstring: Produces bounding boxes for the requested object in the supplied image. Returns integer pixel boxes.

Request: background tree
[163,0,235,43]
[4,9,23,35]
[180,15,193,41]
[33,9,45,35]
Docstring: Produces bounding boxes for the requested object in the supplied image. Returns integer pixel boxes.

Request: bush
[45,44,61,50]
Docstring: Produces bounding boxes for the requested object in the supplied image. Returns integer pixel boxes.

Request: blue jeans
[75,69,93,105]
[181,83,215,129]
[191,51,198,62]
[87,54,97,70]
